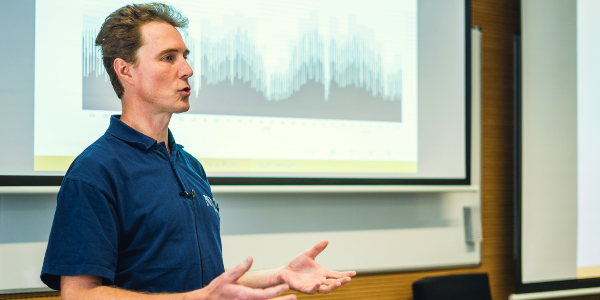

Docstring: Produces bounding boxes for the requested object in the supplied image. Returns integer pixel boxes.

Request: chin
[174,100,191,113]
[175,106,190,114]
[177,104,190,113]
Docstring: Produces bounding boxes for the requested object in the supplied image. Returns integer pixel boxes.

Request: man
[41,3,355,300]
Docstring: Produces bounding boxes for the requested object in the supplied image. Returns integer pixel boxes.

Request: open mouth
[181,87,191,92]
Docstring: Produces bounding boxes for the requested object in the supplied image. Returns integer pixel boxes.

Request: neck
[120,97,172,155]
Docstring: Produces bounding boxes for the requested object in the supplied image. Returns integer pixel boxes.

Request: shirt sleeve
[41,177,119,290]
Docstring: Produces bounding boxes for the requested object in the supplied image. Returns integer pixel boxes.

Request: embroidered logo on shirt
[203,195,219,214]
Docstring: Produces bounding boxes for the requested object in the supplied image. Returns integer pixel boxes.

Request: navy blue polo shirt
[41,115,224,293]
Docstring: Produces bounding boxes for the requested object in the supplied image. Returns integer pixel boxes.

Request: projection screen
[0,0,470,186]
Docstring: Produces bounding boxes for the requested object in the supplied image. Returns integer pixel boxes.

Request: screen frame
[0,0,471,187]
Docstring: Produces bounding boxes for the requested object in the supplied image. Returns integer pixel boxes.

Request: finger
[293,280,321,295]
[304,239,328,260]
[272,295,297,300]
[327,270,357,279]
[222,256,253,283]
[251,283,289,299]
[335,276,352,286]
[326,276,351,284]
[317,281,342,294]
[318,277,351,293]
[307,282,321,295]
[226,283,288,300]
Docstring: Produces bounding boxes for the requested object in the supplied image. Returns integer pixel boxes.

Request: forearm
[62,285,193,300]
[61,275,198,300]
[237,266,285,289]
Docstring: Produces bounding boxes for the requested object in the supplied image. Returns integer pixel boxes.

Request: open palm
[280,240,356,294]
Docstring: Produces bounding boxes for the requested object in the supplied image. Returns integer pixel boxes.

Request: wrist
[180,291,193,300]
[181,289,206,300]
[274,265,286,286]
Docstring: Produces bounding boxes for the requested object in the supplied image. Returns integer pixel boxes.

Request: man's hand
[279,240,356,294]
[193,257,296,300]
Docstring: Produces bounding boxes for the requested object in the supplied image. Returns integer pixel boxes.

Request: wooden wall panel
[0,0,538,299]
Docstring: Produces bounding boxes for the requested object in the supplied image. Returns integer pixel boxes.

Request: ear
[114,58,135,87]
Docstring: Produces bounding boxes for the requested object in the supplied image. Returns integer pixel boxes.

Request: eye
[163,55,173,61]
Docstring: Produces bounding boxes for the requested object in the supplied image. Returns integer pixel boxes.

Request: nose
[179,58,193,79]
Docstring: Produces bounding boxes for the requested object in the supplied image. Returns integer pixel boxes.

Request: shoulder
[63,135,124,192]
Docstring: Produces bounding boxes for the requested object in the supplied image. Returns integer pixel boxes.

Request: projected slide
[83,0,408,122]
[35,0,418,177]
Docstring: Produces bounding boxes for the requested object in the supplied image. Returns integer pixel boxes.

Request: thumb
[223,256,253,283]
[304,240,329,260]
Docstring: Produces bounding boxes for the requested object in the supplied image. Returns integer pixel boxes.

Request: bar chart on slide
[81,0,416,122]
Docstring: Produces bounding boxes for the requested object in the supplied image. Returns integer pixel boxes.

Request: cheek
[139,73,166,95]
[134,65,173,97]
[150,71,171,91]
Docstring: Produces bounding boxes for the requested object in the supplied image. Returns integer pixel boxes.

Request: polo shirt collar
[106,115,179,151]
[167,128,181,152]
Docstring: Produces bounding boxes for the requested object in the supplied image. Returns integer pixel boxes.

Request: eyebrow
[158,48,190,57]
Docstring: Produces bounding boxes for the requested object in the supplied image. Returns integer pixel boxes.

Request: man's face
[130,22,193,114]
